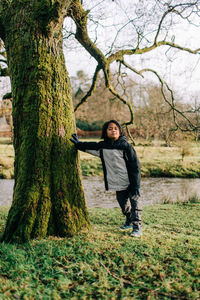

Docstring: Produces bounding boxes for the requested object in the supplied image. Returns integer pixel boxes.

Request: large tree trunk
[1,1,90,243]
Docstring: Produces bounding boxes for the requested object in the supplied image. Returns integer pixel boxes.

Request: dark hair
[101,120,124,140]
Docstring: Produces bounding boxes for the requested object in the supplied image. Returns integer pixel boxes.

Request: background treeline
[71,71,200,144]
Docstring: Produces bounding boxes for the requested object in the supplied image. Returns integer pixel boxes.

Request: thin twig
[74,65,101,112]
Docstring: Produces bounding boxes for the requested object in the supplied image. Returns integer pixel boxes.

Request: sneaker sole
[130,234,142,237]
[120,227,132,232]
[130,234,142,238]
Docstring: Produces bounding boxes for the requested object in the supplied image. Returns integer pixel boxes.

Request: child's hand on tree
[70,134,80,145]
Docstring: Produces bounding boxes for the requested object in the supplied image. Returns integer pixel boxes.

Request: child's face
[106,123,120,141]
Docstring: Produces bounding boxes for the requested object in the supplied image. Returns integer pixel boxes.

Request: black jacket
[76,136,141,192]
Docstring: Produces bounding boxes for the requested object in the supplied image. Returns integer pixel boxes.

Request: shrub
[76,120,104,131]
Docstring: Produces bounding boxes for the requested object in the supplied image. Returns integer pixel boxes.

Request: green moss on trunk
[1,1,90,243]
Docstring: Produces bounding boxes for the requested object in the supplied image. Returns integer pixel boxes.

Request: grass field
[0,202,200,299]
[0,137,200,178]
[0,138,14,179]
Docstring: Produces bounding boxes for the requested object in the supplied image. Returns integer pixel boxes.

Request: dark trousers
[116,189,142,230]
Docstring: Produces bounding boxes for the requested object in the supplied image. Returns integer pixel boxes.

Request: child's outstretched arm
[70,134,100,157]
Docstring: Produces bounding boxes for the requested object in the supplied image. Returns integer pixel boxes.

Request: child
[70,120,142,237]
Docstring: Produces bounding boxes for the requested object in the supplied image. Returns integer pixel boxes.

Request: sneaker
[120,224,132,231]
[130,229,142,237]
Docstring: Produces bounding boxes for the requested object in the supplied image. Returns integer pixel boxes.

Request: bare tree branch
[106,18,139,56]
[74,65,101,112]
[68,0,108,68]
[67,0,200,136]
[120,61,198,131]
[107,41,200,66]
[154,6,174,44]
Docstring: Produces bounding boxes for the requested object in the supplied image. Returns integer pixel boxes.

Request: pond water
[0,177,200,208]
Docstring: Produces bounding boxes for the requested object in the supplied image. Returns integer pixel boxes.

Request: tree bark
[1,1,90,243]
